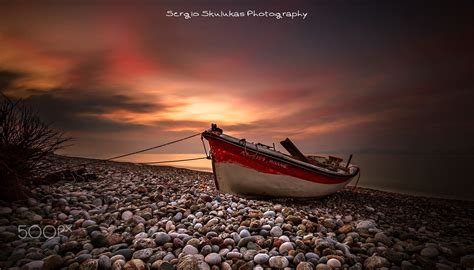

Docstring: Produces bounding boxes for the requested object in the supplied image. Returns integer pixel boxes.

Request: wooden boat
[202,124,360,198]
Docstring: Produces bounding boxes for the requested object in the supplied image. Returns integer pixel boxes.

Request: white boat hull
[213,162,351,198]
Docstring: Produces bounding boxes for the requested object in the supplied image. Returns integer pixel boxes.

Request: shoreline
[0,155,473,269]
[63,154,474,203]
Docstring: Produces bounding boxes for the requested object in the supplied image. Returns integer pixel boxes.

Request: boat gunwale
[202,131,360,179]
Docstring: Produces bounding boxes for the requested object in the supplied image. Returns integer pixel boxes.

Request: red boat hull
[204,132,358,198]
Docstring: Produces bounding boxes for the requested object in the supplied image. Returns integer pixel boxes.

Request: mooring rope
[102,133,202,161]
[49,132,206,174]
[139,156,210,165]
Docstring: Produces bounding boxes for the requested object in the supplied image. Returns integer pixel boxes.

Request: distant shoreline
[56,154,473,203]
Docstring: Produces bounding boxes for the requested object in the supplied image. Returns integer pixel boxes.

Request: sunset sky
[1,1,473,157]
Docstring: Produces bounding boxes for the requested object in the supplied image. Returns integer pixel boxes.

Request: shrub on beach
[0,94,71,201]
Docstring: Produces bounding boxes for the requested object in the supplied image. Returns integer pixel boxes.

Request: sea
[103,153,473,201]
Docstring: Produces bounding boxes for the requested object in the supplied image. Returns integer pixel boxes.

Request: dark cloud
[0,70,23,91]
[19,87,166,132]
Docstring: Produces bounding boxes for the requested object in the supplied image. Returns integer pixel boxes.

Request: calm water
[116,153,473,201]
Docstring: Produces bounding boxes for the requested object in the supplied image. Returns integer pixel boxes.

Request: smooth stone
[293,253,306,265]
[58,213,68,221]
[82,220,97,227]
[133,238,156,249]
[243,250,258,261]
[162,253,175,261]
[122,211,133,221]
[223,238,235,247]
[279,235,290,242]
[112,259,126,270]
[177,255,201,269]
[239,229,251,238]
[263,210,276,217]
[356,220,376,230]
[286,215,302,225]
[204,253,221,265]
[365,206,375,212]
[279,242,294,254]
[221,262,232,270]
[327,258,341,269]
[42,237,61,249]
[132,223,145,234]
[206,218,219,226]
[124,259,145,270]
[421,247,439,258]
[226,252,242,259]
[364,255,390,270]
[401,261,418,270]
[43,254,64,270]
[0,207,13,215]
[338,224,352,234]
[133,248,153,260]
[23,260,44,270]
[384,250,405,264]
[98,255,111,270]
[322,219,336,229]
[174,212,183,221]
[80,259,98,270]
[151,260,174,270]
[91,234,109,248]
[201,245,212,256]
[306,252,320,261]
[0,231,16,242]
[269,256,289,268]
[165,221,175,232]
[57,198,68,207]
[238,237,254,248]
[253,253,269,264]
[155,232,171,245]
[26,197,37,206]
[316,264,330,270]
[110,255,125,264]
[112,249,133,261]
[270,226,283,237]
[343,215,353,223]
[76,254,93,263]
[59,240,82,254]
[182,245,199,255]
[296,262,314,270]
[374,232,392,246]
[93,198,103,207]
[32,214,43,222]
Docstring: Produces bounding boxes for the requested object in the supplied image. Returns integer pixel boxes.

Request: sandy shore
[0,156,473,270]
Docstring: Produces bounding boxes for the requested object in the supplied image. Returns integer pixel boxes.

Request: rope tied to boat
[103,133,203,161]
[140,156,209,165]
[49,132,209,174]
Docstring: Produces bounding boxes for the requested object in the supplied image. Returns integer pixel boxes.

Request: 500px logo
[17,224,72,239]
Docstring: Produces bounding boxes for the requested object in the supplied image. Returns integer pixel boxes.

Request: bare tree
[0,94,71,201]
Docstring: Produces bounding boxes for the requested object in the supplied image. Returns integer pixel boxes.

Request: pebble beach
[0,156,473,270]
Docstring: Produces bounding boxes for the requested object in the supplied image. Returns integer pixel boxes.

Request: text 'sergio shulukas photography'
[166,10,309,20]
